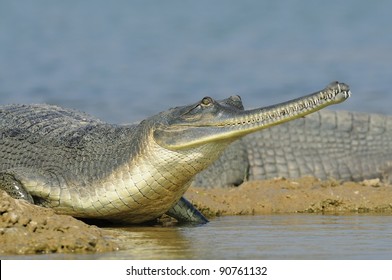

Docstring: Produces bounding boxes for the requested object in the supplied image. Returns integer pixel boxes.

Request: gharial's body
[0,105,219,223]
[0,82,351,224]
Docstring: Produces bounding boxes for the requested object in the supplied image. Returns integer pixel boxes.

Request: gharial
[0,82,351,224]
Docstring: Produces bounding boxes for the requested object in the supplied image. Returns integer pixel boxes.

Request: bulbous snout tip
[330,81,351,103]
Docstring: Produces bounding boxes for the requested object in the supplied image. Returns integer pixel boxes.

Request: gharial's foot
[166,197,209,224]
[0,172,34,203]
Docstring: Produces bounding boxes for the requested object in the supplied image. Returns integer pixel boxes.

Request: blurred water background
[1,0,391,123]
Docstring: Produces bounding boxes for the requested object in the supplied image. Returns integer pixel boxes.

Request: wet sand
[186,177,392,217]
[1,177,392,256]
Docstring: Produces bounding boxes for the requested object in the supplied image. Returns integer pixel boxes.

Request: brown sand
[1,177,392,255]
[0,191,118,255]
[186,177,392,218]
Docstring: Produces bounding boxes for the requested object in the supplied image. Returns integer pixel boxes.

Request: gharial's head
[152,81,351,151]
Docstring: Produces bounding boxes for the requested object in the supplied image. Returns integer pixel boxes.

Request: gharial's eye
[201,96,213,106]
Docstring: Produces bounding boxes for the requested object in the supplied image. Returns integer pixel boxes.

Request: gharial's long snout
[224,81,351,131]
[155,81,351,149]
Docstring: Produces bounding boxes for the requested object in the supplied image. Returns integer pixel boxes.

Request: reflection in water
[97,214,392,260]
[102,226,196,259]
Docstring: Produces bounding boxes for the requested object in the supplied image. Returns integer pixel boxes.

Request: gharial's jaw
[154,81,351,150]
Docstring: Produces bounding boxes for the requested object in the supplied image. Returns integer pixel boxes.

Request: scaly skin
[194,110,392,187]
[0,82,350,224]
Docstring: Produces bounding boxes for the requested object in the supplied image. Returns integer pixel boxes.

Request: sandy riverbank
[0,191,118,255]
[1,176,391,256]
[186,177,392,217]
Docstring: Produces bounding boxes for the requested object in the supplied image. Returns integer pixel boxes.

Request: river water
[9,214,392,260]
[1,1,392,260]
[99,214,392,260]
[1,0,391,123]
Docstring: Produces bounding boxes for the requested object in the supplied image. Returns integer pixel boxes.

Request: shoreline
[186,177,392,217]
[1,176,392,256]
